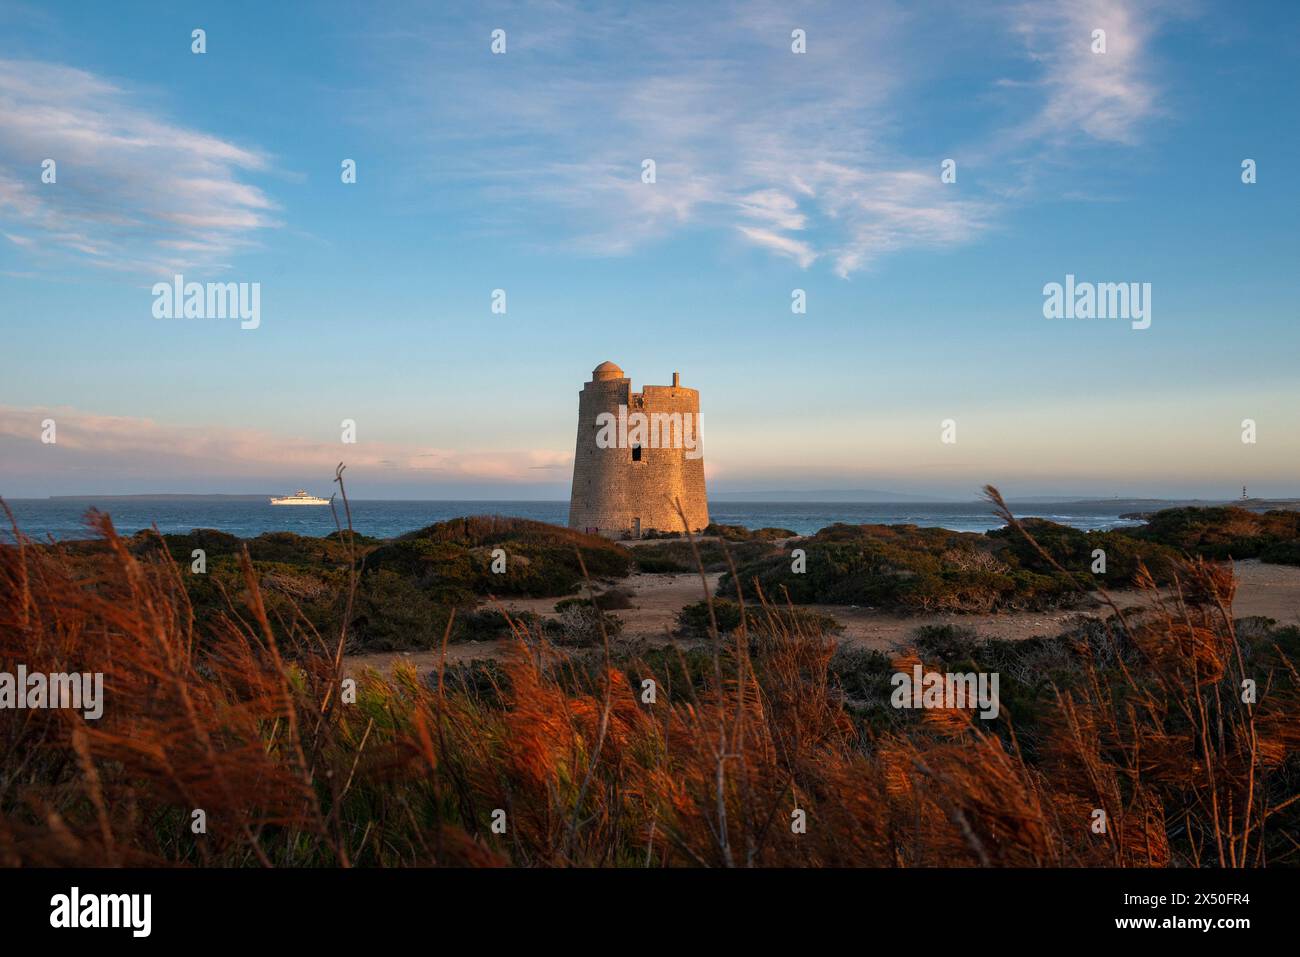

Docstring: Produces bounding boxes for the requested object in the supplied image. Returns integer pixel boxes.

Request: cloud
[0,2,1171,283]
[737,190,808,233]
[367,0,1166,275]
[371,2,949,272]
[736,225,817,269]
[0,406,571,487]
[802,165,993,278]
[1006,0,1163,145]
[0,59,276,275]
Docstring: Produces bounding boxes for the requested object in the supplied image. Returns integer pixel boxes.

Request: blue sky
[1,0,1297,500]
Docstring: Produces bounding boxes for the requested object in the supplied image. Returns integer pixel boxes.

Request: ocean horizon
[1,497,1163,542]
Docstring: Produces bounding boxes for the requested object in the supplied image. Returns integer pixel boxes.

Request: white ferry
[270,490,331,506]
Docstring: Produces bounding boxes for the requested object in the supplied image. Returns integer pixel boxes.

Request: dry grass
[0,484,1297,867]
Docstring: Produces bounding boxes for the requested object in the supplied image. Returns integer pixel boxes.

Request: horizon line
[10,493,1295,505]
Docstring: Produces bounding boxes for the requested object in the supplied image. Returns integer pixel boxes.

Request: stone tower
[568,361,709,538]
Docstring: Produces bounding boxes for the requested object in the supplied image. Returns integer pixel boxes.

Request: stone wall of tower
[568,366,710,538]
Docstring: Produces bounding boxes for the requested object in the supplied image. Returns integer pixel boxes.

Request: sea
[0,498,1152,543]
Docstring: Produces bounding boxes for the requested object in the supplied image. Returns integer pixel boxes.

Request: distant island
[1118,498,1300,519]
[46,494,274,501]
[709,488,957,502]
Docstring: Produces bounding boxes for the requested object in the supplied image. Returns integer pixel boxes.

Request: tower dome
[592,360,624,380]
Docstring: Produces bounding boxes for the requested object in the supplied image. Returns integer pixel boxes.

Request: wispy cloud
[1006,0,1164,145]
[366,0,1168,276]
[0,59,276,275]
[736,224,817,269]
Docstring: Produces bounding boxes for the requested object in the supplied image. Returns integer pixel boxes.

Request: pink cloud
[0,406,572,489]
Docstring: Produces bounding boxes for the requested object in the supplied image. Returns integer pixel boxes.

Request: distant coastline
[44,494,275,502]
[29,493,1300,511]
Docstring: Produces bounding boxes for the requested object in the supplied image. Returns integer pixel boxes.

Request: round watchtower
[568,361,709,538]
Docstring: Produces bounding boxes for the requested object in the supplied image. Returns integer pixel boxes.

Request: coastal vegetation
[718,514,1226,613]
[675,598,843,638]
[632,537,780,573]
[720,522,1083,612]
[1,490,1297,867]
[109,516,633,653]
[7,502,1299,661]
[1129,506,1300,566]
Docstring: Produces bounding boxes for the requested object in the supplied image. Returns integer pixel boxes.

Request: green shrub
[986,519,1180,585]
[1131,507,1300,562]
[369,516,633,598]
[349,569,453,651]
[633,548,692,573]
[453,607,543,644]
[633,538,780,574]
[362,539,482,605]
[676,598,843,638]
[543,606,624,646]
[720,523,1087,613]
[1259,541,1300,566]
[677,598,744,636]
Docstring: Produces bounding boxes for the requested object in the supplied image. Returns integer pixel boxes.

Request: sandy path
[344,559,1300,675]
[1228,559,1300,621]
[500,571,719,636]
[809,560,1300,649]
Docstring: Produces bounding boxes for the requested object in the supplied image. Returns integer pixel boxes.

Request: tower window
[631,444,642,462]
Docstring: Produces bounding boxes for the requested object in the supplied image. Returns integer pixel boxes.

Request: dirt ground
[344,559,1300,676]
